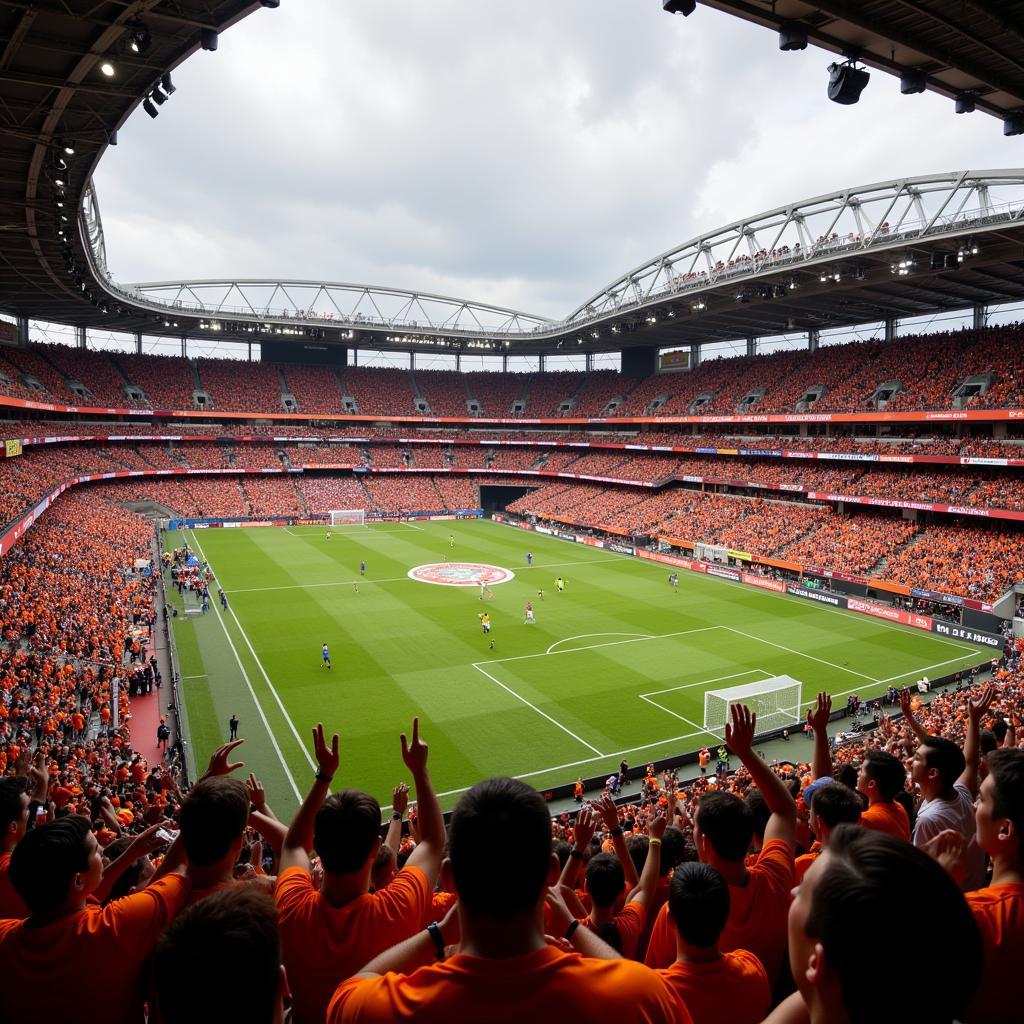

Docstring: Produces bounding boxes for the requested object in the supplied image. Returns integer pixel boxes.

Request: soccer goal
[703,675,803,736]
[329,509,366,528]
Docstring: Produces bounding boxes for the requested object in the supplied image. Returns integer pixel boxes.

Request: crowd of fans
[195,358,285,413]
[281,363,346,415]
[414,370,472,416]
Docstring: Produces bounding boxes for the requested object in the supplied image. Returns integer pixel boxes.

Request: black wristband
[570,847,584,860]
[610,826,624,838]
[391,811,403,820]
[564,919,580,941]
[426,921,446,961]
[315,772,333,784]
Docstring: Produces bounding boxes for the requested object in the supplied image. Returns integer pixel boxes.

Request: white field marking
[225,556,626,595]
[477,626,725,668]
[188,532,317,774]
[640,668,772,699]
[181,673,209,680]
[184,536,303,802]
[380,727,712,811]
[471,663,605,756]
[827,652,987,703]
[546,632,654,656]
[723,627,882,683]
[484,520,983,658]
[638,694,710,736]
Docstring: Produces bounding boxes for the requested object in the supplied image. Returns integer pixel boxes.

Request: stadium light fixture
[1004,112,1024,136]
[99,61,115,78]
[60,139,75,156]
[827,60,869,105]
[201,28,219,51]
[161,73,176,95]
[143,98,158,118]
[778,23,807,51]
[151,86,168,106]
[819,271,828,283]
[692,300,706,311]
[900,69,927,95]
[259,0,281,7]
[108,130,118,146]
[127,20,151,55]
[955,93,976,114]
[663,0,697,15]
[646,315,657,324]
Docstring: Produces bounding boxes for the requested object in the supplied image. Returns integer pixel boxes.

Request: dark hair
[805,826,981,1023]
[862,750,906,801]
[810,783,862,830]
[980,729,999,755]
[836,764,859,791]
[991,719,1009,744]
[9,815,91,914]
[552,839,572,869]
[180,777,249,866]
[920,736,966,790]
[314,790,382,874]
[585,852,625,909]
[153,887,281,1024]
[745,788,771,842]
[696,791,754,862]
[449,777,550,918]
[0,776,28,833]
[988,748,1024,836]
[668,862,730,948]
[660,825,689,871]
[625,833,649,876]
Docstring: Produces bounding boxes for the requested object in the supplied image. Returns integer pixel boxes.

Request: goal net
[703,675,803,737]
[329,509,366,527]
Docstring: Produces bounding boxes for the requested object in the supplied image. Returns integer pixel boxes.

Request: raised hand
[392,781,410,816]
[594,795,620,832]
[400,717,429,775]
[246,773,267,813]
[922,828,967,883]
[312,723,340,778]
[544,885,575,935]
[969,683,996,722]
[725,703,757,758]
[204,739,245,778]
[573,805,597,849]
[25,750,50,801]
[648,810,668,841]
[898,687,913,718]
[807,692,832,732]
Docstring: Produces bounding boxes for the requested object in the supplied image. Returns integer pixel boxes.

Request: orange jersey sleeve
[965,882,1024,1024]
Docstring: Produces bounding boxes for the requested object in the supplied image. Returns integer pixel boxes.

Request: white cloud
[94,0,1017,321]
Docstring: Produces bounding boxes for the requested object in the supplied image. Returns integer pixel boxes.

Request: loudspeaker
[827,62,870,105]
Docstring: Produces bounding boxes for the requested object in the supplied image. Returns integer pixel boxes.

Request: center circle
[407,562,516,587]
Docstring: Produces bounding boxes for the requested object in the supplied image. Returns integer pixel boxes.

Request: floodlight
[663,0,697,15]
[955,93,975,114]
[99,61,115,77]
[143,98,158,118]
[128,20,151,55]
[827,61,869,105]
[201,28,218,51]
[60,139,75,155]
[259,0,281,6]
[1004,112,1024,136]
[161,72,176,95]
[778,23,807,51]
[900,69,927,95]
[151,86,167,105]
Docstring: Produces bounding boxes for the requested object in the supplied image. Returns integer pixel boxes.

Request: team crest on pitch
[408,562,515,587]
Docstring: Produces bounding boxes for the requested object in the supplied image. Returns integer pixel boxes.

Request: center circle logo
[408,562,515,587]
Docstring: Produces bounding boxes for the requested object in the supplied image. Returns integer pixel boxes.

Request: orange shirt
[276,865,431,1024]
[584,900,646,960]
[0,851,29,920]
[657,950,771,1024]
[645,839,794,983]
[794,842,822,884]
[965,882,1024,1024]
[329,944,689,1024]
[859,801,911,842]
[0,873,188,1024]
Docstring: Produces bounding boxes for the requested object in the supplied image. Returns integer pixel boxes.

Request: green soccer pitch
[167,518,985,815]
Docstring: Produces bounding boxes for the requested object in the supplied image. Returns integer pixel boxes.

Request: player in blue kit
[526,551,532,567]
[322,642,331,669]
[360,560,366,576]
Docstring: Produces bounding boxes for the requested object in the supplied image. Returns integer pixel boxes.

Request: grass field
[167,519,985,815]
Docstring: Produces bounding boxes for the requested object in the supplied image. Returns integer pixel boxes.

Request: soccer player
[327,530,332,541]
[537,588,544,601]
[526,551,532,566]
[322,643,332,669]
[556,577,565,594]
[480,613,491,634]
[449,534,455,548]
[360,560,366,576]
[524,601,535,624]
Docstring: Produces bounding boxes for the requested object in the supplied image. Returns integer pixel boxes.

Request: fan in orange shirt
[329,777,685,1024]
[795,782,862,883]
[656,862,770,1024]
[0,815,188,1024]
[0,777,32,920]
[962,748,1024,1024]
[276,721,447,1024]
[646,705,796,985]
[856,749,911,841]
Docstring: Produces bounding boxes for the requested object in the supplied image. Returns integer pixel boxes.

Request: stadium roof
[1,3,1023,356]
[695,0,1024,124]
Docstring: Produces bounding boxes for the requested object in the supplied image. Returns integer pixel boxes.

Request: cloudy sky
[94,0,1016,322]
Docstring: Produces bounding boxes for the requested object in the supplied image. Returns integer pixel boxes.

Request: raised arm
[280,724,338,874]
[385,783,409,855]
[957,683,995,796]
[898,688,930,744]
[401,719,444,887]
[594,796,638,890]
[545,885,622,960]
[559,806,596,890]
[806,692,833,782]
[625,811,665,913]
[94,824,168,903]
[726,704,797,850]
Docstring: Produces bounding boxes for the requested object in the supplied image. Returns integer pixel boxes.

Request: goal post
[703,675,803,737]
[329,509,366,527]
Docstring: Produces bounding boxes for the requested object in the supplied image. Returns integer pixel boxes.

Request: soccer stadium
[0,2,1022,1022]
